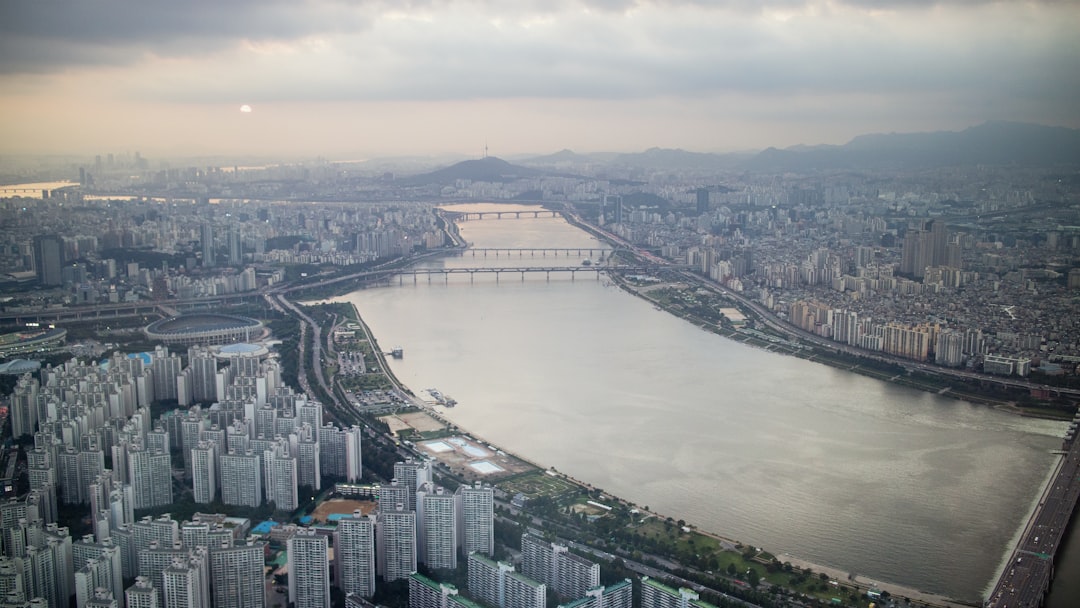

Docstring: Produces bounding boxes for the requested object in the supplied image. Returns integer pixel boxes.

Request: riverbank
[332,294,973,608]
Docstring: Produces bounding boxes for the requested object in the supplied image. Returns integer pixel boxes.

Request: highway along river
[335,203,1066,603]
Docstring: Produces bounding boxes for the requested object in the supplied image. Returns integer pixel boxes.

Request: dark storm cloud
[0,0,369,73]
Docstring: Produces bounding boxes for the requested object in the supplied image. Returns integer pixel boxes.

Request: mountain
[519,149,597,165]
[745,122,1080,171]
[612,147,747,171]
[402,156,547,185]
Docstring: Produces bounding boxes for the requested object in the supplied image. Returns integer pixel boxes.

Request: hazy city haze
[1,0,1078,158]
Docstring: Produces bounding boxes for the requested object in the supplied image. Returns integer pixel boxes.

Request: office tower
[267,442,298,511]
[228,228,242,266]
[11,375,39,439]
[201,224,215,268]
[219,450,262,508]
[557,581,632,608]
[640,578,717,608]
[457,482,494,557]
[393,459,431,512]
[521,534,599,600]
[125,576,159,608]
[417,483,457,570]
[696,188,709,215]
[334,514,375,599]
[127,446,173,510]
[209,543,264,608]
[376,507,416,583]
[33,235,64,286]
[287,529,330,608]
[191,443,217,504]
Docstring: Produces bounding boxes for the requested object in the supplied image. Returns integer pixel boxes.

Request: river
[335,204,1066,603]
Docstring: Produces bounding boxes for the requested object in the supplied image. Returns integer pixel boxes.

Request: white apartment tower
[417,483,457,570]
[376,507,416,583]
[190,442,217,505]
[287,529,330,608]
[219,450,263,508]
[209,543,265,608]
[125,577,159,608]
[456,483,494,557]
[333,514,376,599]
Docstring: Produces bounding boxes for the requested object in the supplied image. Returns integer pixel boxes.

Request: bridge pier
[521,271,525,282]
[546,271,550,281]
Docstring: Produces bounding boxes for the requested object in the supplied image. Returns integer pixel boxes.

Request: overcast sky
[1,0,1077,159]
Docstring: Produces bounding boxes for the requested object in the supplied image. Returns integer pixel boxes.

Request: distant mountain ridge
[395,122,1080,179]
[402,156,548,185]
[745,121,1080,171]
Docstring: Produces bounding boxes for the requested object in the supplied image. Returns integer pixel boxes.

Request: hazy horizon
[2,1,1078,159]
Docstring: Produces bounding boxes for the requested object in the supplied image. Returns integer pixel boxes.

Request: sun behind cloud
[239,104,253,113]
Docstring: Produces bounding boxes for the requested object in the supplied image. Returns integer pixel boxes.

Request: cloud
[0,0,1077,156]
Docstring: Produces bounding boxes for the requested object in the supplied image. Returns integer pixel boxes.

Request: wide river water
[335,204,1066,602]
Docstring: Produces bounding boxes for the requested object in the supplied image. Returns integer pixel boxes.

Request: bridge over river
[386,265,660,284]
[443,209,562,221]
[447,247,616,257]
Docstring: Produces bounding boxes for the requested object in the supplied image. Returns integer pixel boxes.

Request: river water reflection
[336,204,1065,602]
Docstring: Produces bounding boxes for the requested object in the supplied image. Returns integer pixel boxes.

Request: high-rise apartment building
[209,543,265,608]
[191,442,217,504]
[456,482,493,557]
[520,534,599,600]
[266,442,298,511]
[125,576,159,608]
[287,529,330,608]
[417,483,457,570]
[393,459,431,512]
[640,578,717,608]
[376,507,416,583]
[127,447,173,510]
[334,514,375,599]
[219,450,263,508]
[557,581,632,608]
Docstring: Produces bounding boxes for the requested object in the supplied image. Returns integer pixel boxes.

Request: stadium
[143,313,264,346]
[0,326,67,357]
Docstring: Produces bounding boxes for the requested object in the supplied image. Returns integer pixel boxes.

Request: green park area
[629,518,879,606]
[498,470,582,503]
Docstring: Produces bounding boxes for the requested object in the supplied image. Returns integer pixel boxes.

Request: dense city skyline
[2,1,1079,158]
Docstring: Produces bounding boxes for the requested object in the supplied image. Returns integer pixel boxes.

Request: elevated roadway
[985,420,1080,608]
